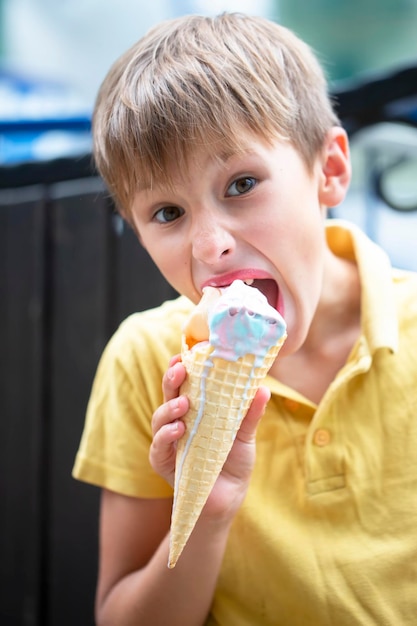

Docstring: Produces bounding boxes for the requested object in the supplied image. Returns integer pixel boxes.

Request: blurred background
[1,0,417,266]
[1,2,417,625]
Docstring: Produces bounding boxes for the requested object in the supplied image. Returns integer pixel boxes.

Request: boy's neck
[271,249,361,404]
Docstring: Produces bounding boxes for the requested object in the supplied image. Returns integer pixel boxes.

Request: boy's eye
[153,205,184,224]
[227,176,256,197]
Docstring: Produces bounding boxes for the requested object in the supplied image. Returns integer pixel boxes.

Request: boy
[73,12,417,625]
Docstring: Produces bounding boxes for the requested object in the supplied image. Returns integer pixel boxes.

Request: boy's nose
[191,220,235,265]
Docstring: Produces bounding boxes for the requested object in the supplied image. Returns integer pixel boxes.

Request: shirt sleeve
[72,311,180,499]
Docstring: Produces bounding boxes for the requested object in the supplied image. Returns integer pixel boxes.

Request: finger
[149,418,186,479]
[237,385,271,444]
[151,395,189,436]
[168,354,182,367]
[162,360,187,402]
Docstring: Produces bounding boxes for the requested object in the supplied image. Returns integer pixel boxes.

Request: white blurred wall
[2,0,273,107]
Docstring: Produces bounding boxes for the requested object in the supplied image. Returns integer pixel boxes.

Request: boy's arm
[95,360,269,626]
[95,490,231,626]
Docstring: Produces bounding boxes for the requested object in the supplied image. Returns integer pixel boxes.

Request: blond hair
[93,12,339,220]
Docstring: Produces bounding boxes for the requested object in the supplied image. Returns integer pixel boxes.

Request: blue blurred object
[0,69,92,165]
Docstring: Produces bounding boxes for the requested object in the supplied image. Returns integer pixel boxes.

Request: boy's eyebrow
[217,148,238,161]
[216,147,259,164]
[219,144,257,159]
[134,145,261,195]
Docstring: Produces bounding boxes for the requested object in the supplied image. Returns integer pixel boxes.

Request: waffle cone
[168,333,286,568]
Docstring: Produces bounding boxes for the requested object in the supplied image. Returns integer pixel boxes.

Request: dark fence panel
[0,188,46,626]
[0,177,176,626]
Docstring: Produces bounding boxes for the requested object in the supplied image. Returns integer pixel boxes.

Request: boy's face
[131,131,349,355]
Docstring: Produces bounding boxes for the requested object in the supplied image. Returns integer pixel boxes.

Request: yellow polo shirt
[73,220,417,625]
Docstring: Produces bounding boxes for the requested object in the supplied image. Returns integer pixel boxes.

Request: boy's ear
[318,127,351,208]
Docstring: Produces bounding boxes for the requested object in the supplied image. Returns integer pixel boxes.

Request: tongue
[251,279,278,310]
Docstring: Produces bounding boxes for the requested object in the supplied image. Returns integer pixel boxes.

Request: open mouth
[244,278,278,310]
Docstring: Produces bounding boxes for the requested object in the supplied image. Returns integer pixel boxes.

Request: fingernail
[167,367,174,381]
[171,420,179,433]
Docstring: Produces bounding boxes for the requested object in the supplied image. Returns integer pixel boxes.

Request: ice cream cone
[168,333,286,568]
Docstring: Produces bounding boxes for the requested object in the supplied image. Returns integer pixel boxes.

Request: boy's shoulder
[392,267,417,320]
[103,295,194,366]
[119,294,194,332]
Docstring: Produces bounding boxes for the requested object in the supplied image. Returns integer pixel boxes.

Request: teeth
[244,279,254,286]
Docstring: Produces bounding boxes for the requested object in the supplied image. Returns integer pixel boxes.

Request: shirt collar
[326,219,398,354]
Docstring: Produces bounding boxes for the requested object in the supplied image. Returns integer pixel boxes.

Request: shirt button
[313,428,331,447]
[283,398,299,412]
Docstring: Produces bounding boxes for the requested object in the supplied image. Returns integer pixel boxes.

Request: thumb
[237,385,271,444]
